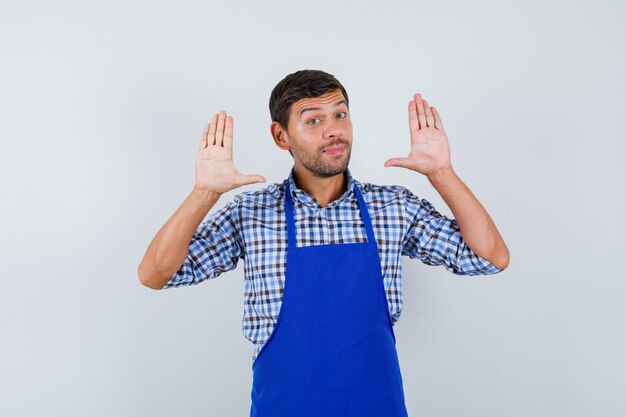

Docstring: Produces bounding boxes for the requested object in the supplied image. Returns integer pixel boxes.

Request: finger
[408,100,420,137]
[199,123,209,150]
[215,110,226,147]
[208,113,218,145]
[223,115,233,149]
[384,157,414,170]
[422,99,435,128]
[431,106,444,130]
[414,93,427,129]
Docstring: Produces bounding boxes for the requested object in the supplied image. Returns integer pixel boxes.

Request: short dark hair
[269,69,349,129]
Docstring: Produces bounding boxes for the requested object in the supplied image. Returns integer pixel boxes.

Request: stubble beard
[290,137,352,178]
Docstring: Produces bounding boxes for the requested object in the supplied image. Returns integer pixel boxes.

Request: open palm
[384,93,451,176]
[196,110,265,194]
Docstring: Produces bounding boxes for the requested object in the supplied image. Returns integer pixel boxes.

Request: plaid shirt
[164,168,502,362]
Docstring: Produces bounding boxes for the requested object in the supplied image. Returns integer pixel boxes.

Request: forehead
[290,90,347,117]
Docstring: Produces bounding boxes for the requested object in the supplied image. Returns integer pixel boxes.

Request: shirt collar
[287,167,355,208]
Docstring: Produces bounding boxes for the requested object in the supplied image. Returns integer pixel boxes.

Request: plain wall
[1,0,625,416]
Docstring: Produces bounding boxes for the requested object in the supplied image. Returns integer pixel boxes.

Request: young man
[138,69,509,416]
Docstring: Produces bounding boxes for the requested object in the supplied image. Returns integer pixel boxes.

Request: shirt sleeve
[400,187,502,276]
[162,198,243,289]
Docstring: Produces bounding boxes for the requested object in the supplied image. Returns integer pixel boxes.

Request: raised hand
[384,93,452,177]
[195,110,266,194]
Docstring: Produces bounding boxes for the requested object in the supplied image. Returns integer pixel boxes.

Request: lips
[323,145,346,155]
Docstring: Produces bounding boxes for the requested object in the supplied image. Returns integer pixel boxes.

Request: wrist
[191,187,221,203]
[427,167,456,186]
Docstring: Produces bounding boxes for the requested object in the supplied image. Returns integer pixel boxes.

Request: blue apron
[250,179,409,417]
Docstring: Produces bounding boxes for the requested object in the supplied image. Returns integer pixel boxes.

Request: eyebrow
[298,100,347,118]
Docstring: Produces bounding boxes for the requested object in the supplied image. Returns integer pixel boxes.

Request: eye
[336,112,347,119]
[307,118,321,126]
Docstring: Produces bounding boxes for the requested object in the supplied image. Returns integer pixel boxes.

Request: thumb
[237,173,267,186]
[384,157,414,170]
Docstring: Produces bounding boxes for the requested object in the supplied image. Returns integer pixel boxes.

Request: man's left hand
[384,93,452,178]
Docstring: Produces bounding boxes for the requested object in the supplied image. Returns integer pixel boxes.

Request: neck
[292,166,347,208]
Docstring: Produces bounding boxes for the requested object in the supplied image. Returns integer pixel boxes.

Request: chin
[317,161,350,178]
[297,149,351,178]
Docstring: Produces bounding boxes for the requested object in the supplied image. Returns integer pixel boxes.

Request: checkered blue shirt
[164,168,502,362]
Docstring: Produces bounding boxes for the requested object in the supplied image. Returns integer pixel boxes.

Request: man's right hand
[195,110,266,194]
[138,110,265,289]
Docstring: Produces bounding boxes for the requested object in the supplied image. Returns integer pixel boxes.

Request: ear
[270,121,291,151]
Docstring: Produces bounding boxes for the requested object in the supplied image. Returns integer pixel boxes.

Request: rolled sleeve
[400,188,502,276]
[162,199,243,289]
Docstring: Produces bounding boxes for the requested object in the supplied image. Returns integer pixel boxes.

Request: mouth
[322,145,347,155]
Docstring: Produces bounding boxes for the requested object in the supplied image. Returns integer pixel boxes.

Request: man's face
[284,89,352,178]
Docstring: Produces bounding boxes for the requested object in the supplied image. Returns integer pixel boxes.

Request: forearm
[427,168,509,269]
[138,188,221,289]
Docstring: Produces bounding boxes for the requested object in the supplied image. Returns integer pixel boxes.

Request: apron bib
[250,179,409,417]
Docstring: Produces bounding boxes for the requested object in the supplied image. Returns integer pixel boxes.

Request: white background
[1,0,625,416]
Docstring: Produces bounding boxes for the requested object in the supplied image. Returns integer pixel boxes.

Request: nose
[324,119,342,139]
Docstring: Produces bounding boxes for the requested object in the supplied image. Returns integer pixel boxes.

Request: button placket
[318,208,329,244]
